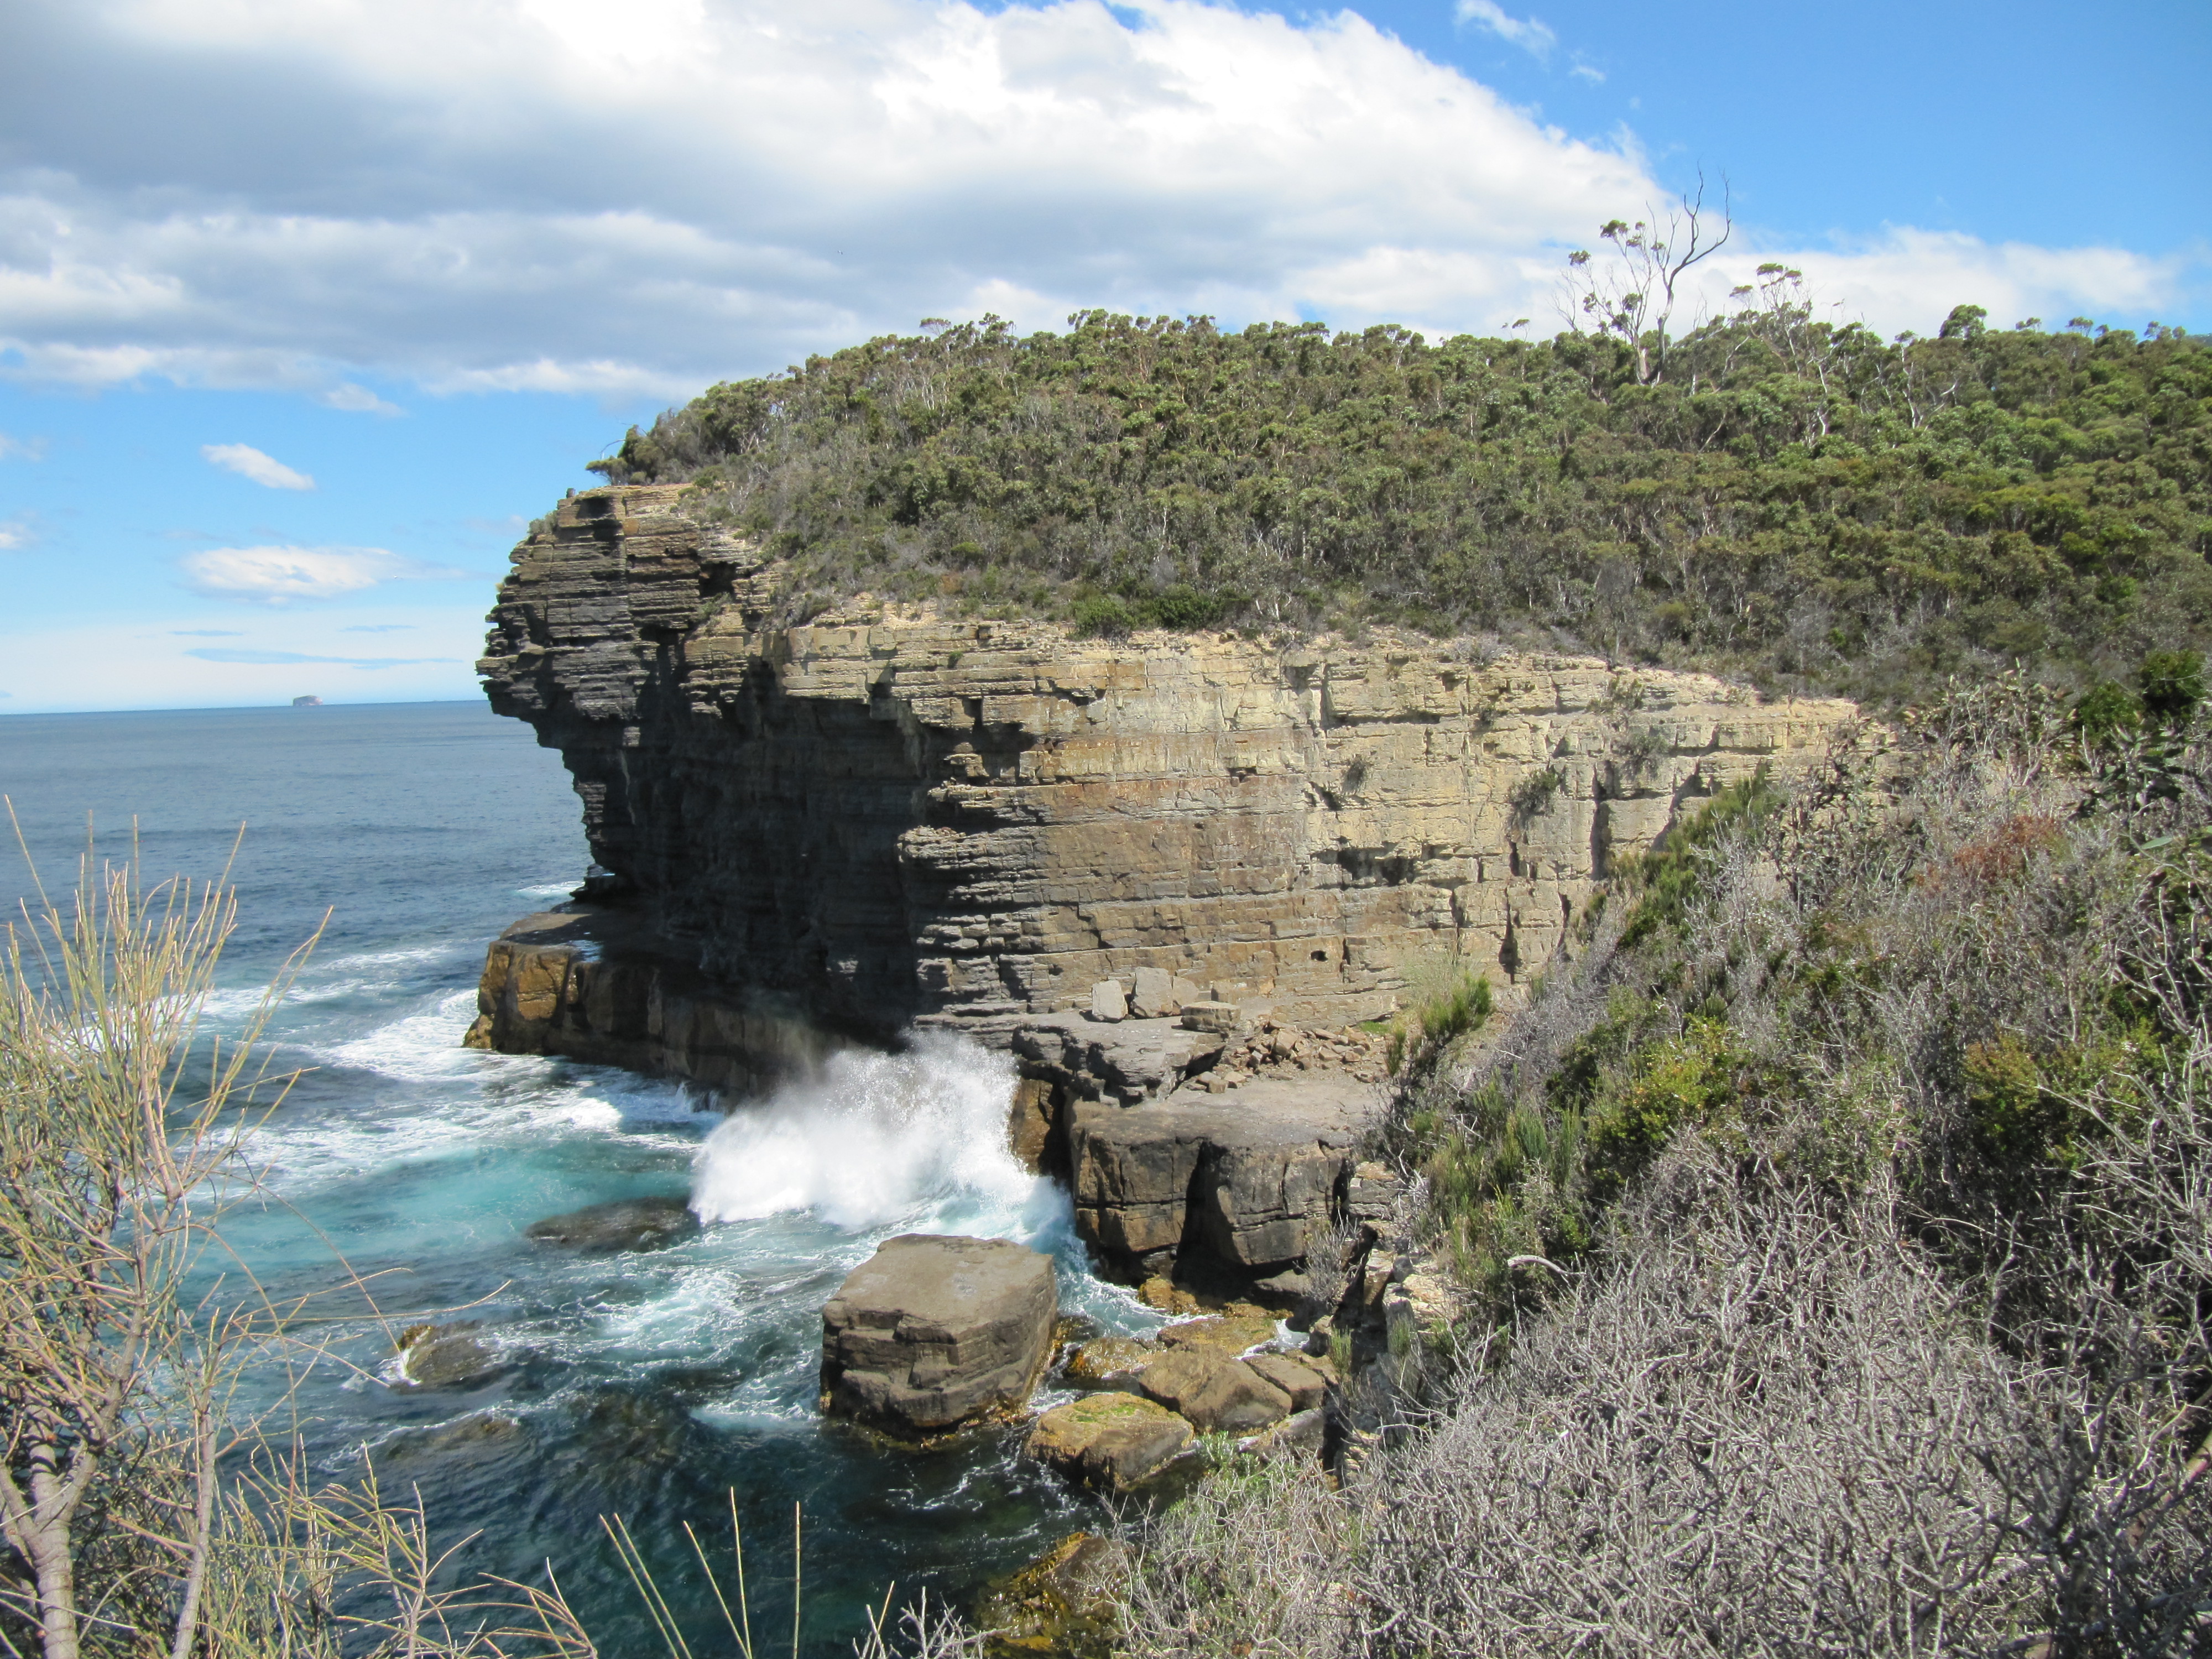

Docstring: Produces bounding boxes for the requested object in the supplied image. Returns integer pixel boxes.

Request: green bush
[598,312,2212,706]
[1070,594,1137,639]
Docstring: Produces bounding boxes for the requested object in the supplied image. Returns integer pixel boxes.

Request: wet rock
[1245,1353,1328,1412]
[1062,1335,1160,1390]
[1007,1077,1061,1176]
[1156,1308,1279,1357]
[393,1323,507,1391]
[1135,1350,1291,1433]
[1136,1277,1201,1315]
[821,1234,1057,1436]
[525,1194,702,1253]
[1024,1394,1196,1492]
[971,1531,1129,1658]
[379,1412,529,1467]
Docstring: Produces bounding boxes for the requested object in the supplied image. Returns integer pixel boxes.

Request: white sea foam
[514,880,579,901]
[201,942,471,1021]
[319,989,489,1081]
[690,1034,1055,1237]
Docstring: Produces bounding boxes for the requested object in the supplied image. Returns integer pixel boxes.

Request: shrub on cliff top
[589,309,2212,709]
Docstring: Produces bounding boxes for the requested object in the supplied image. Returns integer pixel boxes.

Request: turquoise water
[0,701,1152,1652]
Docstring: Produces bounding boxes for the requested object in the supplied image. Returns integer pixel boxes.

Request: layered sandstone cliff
[477,483,1858,1047]
[471,481,1862,1287]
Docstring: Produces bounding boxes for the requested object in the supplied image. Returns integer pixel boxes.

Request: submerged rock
[971,1531,1129,1658]
[1062,1335,1160,1390]
[1024,1394,1196,1492]
[525,1195,702,1253]
[393,1322,507,1391]
[820,1234,1057,1436]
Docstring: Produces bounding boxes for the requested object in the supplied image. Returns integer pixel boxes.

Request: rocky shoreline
[451,477,1867,1641]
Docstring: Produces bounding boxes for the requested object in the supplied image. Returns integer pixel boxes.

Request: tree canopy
[591,301,2211,707]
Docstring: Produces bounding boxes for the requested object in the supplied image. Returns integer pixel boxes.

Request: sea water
[0,701,1156,1652]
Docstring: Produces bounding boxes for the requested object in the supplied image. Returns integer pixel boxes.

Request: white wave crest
[689,1035,1048,1235]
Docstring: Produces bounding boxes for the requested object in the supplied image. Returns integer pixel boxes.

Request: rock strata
[1066,1077,1374,1282]
[820,1234,1056,1435]
[1136,1350,1292,1433]
[474,483,1860,1077]
[470,483,1863,1303]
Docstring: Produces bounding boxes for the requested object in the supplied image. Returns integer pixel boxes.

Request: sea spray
[689,1033,1057,1238]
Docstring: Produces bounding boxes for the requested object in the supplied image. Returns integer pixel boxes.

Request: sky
[1,0,2203,714]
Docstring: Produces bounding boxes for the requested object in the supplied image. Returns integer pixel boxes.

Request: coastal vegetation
[1112,671,2212,1655]
[588,301,2210,708]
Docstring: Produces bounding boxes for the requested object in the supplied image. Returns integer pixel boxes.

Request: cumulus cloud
[200,442,315,490]
[178,545,469,604]
[0,0,2193,405]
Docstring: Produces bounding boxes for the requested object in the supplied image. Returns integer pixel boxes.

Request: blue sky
[1,0,2202,714]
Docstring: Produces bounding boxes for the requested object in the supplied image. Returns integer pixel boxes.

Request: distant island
[291,695,322,707]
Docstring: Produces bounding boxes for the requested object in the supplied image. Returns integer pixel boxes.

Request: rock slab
[820,1234,1057,1434]
[1025,1393,1196,1491]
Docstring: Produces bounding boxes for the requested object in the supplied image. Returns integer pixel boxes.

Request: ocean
[0,700,1155,1651]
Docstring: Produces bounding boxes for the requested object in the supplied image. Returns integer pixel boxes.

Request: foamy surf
[690,1034,1055,1238]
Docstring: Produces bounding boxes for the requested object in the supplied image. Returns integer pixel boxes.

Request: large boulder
[1135,1349,1292,1433]
[1067,1078,1373,1282]
[820,1234,1057,1435]
[1025,1394,1196,1491]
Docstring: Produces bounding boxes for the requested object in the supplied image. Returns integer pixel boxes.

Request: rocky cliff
[477,483,1858,1046]
[471,481,1861,1287]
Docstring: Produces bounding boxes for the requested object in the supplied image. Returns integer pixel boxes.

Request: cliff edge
[468,481,1866,1290]
[472,479,1859,1058]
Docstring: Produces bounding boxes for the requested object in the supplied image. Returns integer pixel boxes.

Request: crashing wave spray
[688,1033,1057,1238]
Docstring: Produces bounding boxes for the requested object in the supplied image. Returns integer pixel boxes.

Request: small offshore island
[442,311,2212,1652]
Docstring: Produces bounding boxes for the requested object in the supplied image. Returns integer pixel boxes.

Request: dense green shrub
[593,311,2212,707]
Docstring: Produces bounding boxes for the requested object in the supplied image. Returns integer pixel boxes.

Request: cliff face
[477,483,1860,1058]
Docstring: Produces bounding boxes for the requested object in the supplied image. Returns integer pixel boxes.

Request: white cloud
[1569,61,1605,84]
[321,383,404,415]
[0,433,47,461]
[178,545,469,604]
[1455,0,1556,56]
[200,442,316,491]
[0,518,34,551]
[0,0,2192,410]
